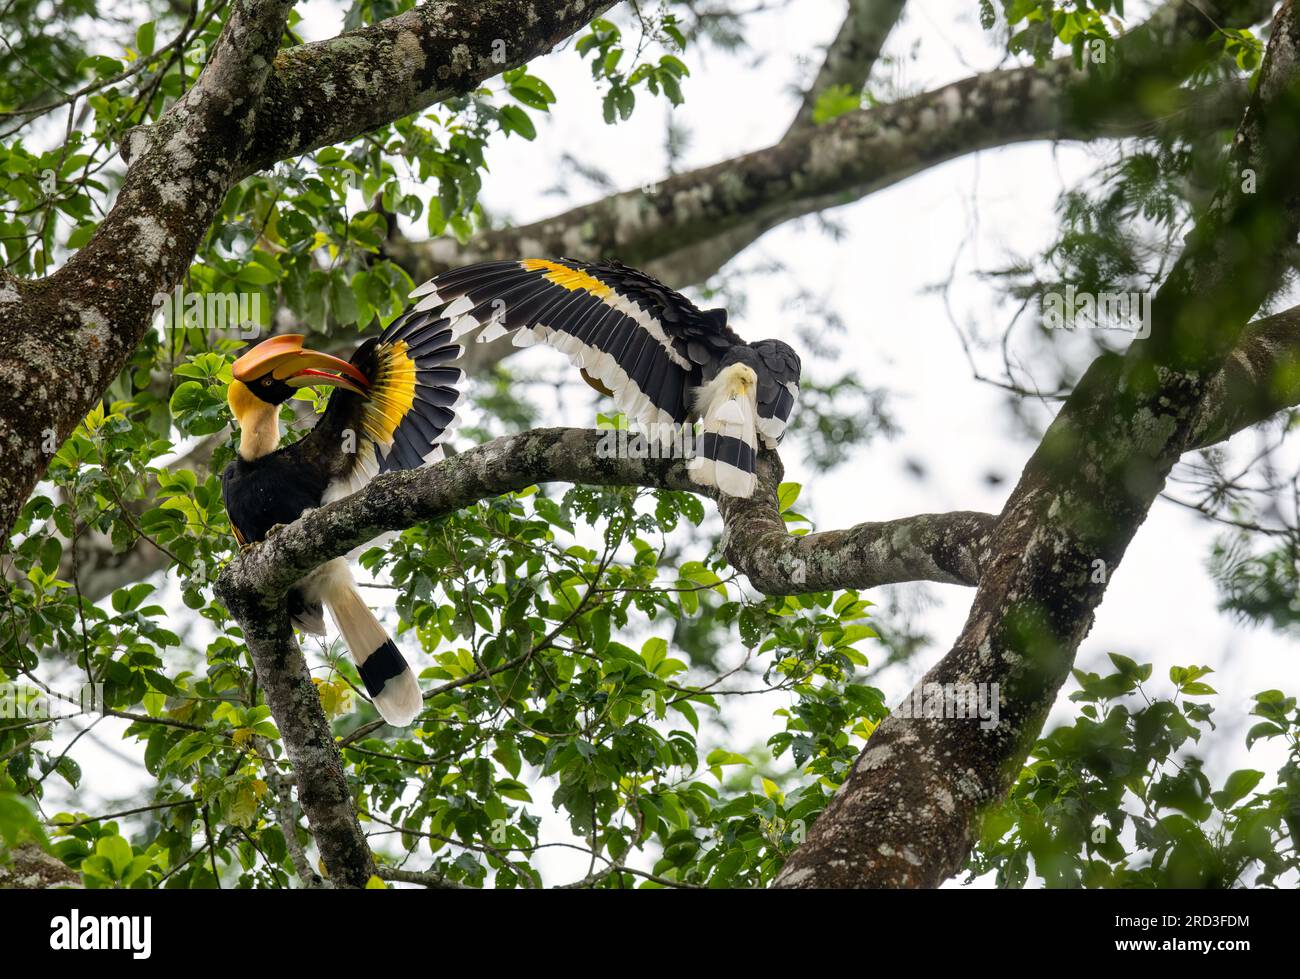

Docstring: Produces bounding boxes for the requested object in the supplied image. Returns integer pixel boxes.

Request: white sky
[30,0,1299,888]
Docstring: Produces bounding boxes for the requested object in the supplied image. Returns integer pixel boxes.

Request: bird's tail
[688,363,759,499]
[310,559,422,727]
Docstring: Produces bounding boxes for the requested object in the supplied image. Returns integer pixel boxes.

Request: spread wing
[295,312,465,502]
[406,258,744,442]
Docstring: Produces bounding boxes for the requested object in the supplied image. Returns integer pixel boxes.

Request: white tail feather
[688,364,758,499]
[306,560,422,727]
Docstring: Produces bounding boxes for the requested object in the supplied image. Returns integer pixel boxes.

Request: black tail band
[357,639,408,698]
[699,432,756,473]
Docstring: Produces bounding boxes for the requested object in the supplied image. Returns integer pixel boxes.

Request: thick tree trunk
[0,0,616,543]
[773,0,1300,887]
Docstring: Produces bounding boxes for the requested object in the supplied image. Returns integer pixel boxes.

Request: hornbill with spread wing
[404,258,802,497]
[221,257,799,725]
[221,314,463,727]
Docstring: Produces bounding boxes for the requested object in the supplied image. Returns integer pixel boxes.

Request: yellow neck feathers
[227,380,281,460]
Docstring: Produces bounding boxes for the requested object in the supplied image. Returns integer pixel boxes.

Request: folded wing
[751,338,802,448]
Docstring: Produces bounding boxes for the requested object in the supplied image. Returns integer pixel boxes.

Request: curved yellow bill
[232,334,369,394]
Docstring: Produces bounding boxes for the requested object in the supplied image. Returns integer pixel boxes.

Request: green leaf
[237,263,277,286]
[1245,721,1284,748]
[590,607,610,654]
[1107,652,1149,681]
[38,535,62,574]
[777,482,801,512]
[641,636,668,670]
[95,834,134,879]
[659,72,684,106]
[498,105,537,140]
[812,84,861,124]
[136,21,156,57]
[658,54,689,77]
[1211,769,1264,809]
[706,749,748,767]
[508,75,555,109]
[0,793,49,850]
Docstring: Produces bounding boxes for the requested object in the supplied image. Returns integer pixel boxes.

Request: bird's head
[227,334,369,421]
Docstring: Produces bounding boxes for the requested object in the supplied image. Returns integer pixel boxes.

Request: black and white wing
[751,338,802,449]
[405,258,744,444]
[295,315,465,505]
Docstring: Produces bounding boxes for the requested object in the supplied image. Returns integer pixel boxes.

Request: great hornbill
[221,314,463,727]
[405,258,802,497]
[221,257,799,725]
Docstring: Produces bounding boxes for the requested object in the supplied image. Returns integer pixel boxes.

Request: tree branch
[390,0,1272,295]
[377,866,467,889]
[216,428,998,608]
[772,0,1300,889]
[719,449,994,591]
[216,581,376,888]
[786,0,907,133]
[0,0,617,542]
[1189,303,1300,448]
[241,0,619,177]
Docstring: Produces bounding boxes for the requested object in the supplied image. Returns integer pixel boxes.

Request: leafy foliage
[992,0,1124,68]
[1210,526,1300,636]
[969,655,1300,887]
[4,411,890,886]
[576,15,691,124]
[2,0,1295,892]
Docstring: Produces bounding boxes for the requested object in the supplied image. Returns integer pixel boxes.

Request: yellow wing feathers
[520,258,613,297]
[321,317,463,501]
[358,340,417,449]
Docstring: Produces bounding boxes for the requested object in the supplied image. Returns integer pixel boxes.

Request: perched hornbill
[405,258,802,497]
[221,257,798,724]
[222,314,463,727]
